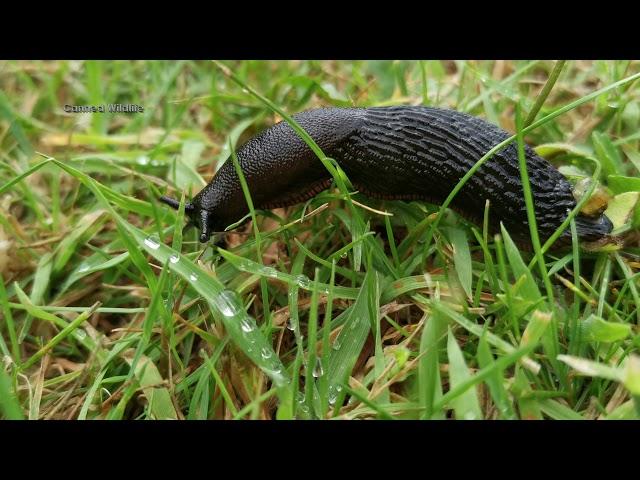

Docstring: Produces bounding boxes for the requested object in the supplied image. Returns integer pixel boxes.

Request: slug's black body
[160,106,613,247]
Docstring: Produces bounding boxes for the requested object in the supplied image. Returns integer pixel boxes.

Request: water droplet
[332,337,342,350]
[212,290,242,318]
[240,318,254,333]
[136,155,150,165]
[336,385,343,393]
[287,319,296,331]
[261,347,273,360]
[260,266,279,278]
[75,329,87,340]
[77,263,90,273]
[189,273,198,282]
[295,275,311,289]
[262,366,288,387]
[238,260,252,271]
[169,254,180,264]
[340,252,348,259]
[144,237,160,250]
[349,318,360,330]
[312,358,324,378]
[242,88,249,94]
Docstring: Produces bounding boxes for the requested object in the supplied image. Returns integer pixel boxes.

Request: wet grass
[1,60,639,419]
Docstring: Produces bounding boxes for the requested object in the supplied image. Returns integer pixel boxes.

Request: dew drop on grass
[287,320,296,331]
[240,318,254,333]
[136,155,150,165]
[213,289,242,317]
[189,273,198,282]
[261,347,273,360]
[260,266,279,278]
[144,237,161,250]
[77,263,90,273]
[263,365,288,387]
[295,275,311,289]
[350,318,360,330]
[312,358,324,378]
[332,337,342,350]
[238,260,252,271]
[328,384,344,406]
[75,329,87,340]
[169,254,180,264]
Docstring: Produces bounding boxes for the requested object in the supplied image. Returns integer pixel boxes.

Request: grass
[1,59,640,419]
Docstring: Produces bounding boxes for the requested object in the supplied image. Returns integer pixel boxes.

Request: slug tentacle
[161,106,613,248]
[159,195,195,213]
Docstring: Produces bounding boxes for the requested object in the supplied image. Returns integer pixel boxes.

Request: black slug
[160,106,613,247]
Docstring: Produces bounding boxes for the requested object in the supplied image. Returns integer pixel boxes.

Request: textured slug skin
[169,106,613,246]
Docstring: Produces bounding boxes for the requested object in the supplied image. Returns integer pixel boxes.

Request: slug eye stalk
[159,195,195,213]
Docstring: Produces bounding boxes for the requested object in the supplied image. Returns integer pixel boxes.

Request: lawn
[1,60,639,419]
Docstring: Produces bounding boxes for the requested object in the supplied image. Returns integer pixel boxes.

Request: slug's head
[574,213,614,242]
[159,195,221,244]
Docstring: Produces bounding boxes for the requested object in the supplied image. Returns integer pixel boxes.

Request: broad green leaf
[19,251,53,342]
[500,224,542,304]
[538,399,584,420]
[604,191,639,230]
[326,270,379,403]
[0,367,23,420]
[607,174,640,227]
[604,400,638,420]
[53,209,107,273]
[593,131,625,177]
[520,310,552,347]
[173,140,206,190]
[446,329,482,420]
[419,310,448,419]
[446,227,473,300]
[123,352,178,420]
[60,252,130,294]
[622,356,640,395]
[535,142,592,160]
[581,314,632,343]
[477,334,516,419]
[557,355,623,382]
